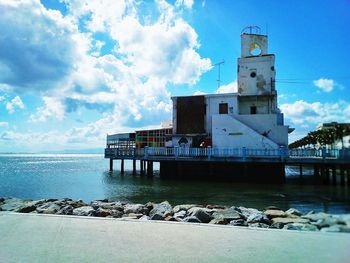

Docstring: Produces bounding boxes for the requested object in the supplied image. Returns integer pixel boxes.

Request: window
[250,106,257,114]
[219,103,228,114]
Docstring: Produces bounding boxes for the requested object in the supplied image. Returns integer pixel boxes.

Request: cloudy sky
[0,0,349,152]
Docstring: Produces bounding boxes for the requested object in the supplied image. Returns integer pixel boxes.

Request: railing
[105,147,349,160]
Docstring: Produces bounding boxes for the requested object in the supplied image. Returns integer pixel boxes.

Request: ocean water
[0,154,349,214]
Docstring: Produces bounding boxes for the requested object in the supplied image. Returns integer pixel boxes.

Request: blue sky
[0,0,349,152]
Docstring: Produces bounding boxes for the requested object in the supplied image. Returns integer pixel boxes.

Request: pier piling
[109,159,113,171]
[140,160,144,176]
[121,159,124,174]
[133,159,136,176]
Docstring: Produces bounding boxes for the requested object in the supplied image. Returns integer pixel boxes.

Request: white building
[171,28,290,149]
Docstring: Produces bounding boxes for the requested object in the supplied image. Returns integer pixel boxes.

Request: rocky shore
[1,197,349,233]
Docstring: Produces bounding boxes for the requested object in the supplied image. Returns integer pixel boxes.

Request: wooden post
[340,168,345,186]
[325,166,330,184]
[147,161,153,177]
[332,166,337,185]
[133,159,136,176]
[140,160,144,176]
[347,169,350,186]
[299,164,303,179]
[109,159,113,171]
[121,159,124,174]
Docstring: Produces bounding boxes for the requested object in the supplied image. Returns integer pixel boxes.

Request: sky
[0,0,349,152]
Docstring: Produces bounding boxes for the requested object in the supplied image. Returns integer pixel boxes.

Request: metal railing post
[242,147,247,160]
[207,146,212,160]
[322,147,326,160]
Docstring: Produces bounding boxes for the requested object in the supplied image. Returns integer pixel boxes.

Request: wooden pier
[105,147,350,184]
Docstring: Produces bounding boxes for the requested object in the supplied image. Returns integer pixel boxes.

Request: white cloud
[0,95,5,102]
[0,122,8,128]
[216,81,238,94]
[280,100,350,126]
[194,90,206,95]
[30,96,65,122]
[176,0,194,9]
[313,78,335,93]
[6,96,24,114]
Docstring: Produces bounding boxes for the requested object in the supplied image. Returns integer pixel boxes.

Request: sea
[0,153,349,214]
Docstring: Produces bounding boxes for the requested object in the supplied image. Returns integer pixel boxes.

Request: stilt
[325,166,330,184]
[332,166,337,185]
[313,165,319,177]
[109,159,113,171]
[147,161,153,177]
[340,168,345,186]
[347,169,350,186]
[140,160,144,176]
[121,159,124,174]
[133,159,136,176]
[299,164,303,179]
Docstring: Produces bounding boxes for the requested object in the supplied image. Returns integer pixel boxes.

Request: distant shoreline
[1,197,349,233]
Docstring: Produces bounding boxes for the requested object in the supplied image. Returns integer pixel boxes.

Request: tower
[237,26,277,115]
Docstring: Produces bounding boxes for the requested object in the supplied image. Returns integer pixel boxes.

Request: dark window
[250,106,257,114]
[219,103,228,114]
[271,66,275,71]
[250,72,256,78]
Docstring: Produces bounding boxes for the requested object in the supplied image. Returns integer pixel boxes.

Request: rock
[212,208,242,221]
[94,207,111,217]
[265,206,282,210]
[189,208,212,223]
[285,208,303,217]
[164,215,176,221]
[187,207,212,215]
[149,201,172,218]
[36,202,61,214]
[150,213,164,221]
[284,223,319,231]
[90,200,123,211]
[0,198,31,211]
[125,213,143,219]
[269,222,285,229]
[272,217,309,225]
[264,209,286,218]
[145,202,154,211]
[313,217,345,228]
[0,197,5,203]
[320,225,343,233]
[249,223,270,228]
[124,204,148,215]
[235,207,261,219]
[183,216,202,223]
[139,215,150,221]
[173,204,199,213]
[302,212,329,222]
[174,210,186,219]
[56,205,73,215]
[229,219,247,226]
[110,209,123,218]
[209,218,227,225]
[247,213,271,225]
[72,206,95,216]
[14,204,37,213]
[206,204,227,210]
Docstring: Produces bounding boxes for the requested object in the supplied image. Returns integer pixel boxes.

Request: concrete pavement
[0,212,349,263]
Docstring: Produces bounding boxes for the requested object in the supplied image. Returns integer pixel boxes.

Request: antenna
[213,60,225,88]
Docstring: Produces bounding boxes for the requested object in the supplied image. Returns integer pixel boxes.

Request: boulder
[209,218,227,225]
[313,217,345,228]
[229,219,247,226]
[36,202,61,214]
[72,206,95,216]
[173,204,200,213]
[285,208,303,217]
[145,202,154,211]
[284,223,319,231]
[0,198,31,211]
[269,222,285,229]
[249,223,270,228]
[124,204,148,215]
[191,208,212,223]
[164,215,176,221]
[246,213,271,225]
[110,209,123,218]
[139,215,150,221]
[235,207,261,219]
[212,208,242,221]
[14,204,37,213]
[174,210,186,219]
[264,209,286,218]
[94,207,111,217]
[149,201,172,218]
[320,225,342,233]
[302,212,329,222]
[90,200,123,211]
[150,213,164,221]
[56,205,74,215]
[272,217,309,225]
[206,204,227,210]
[183,216,202,223]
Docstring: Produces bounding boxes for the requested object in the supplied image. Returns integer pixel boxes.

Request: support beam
[332,166,337,185]
[147,161,153,177]
[133,159,136,176]
[109,159,113,171]
[121,159,124,174]
[299,164,303,179]
[340,168,345,186]
[140,160,144,176]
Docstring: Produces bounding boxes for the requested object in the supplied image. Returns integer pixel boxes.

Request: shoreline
[1,197,349,233]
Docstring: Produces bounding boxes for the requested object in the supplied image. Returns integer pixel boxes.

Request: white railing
[105,147,349,160]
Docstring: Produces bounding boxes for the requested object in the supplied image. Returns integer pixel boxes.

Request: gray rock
[285,208,303,217]
[174,210,186,219]
[14,204,37,213]
[284,223,319,231]
[206,204,227,210]
[72,206,95,216]
[139,215,150,221]
[230,219,247,226]
[145,202,154,211]
[183,216,202,223]
[0,198,31,211]
[150,213,164,221]
[189,208,212,223]
[56,205,73,215]
[124,204,148,215]
[110,209,123,218]
[149,201,172,218]
[235,207,261,219]
[36,202,61,214]
[247,213,271,225]
[264,209,286,218]
[94,207,111,217]
[209,218,227,225]
[173,204,200,213]
[302,212,329,222]
[187,207,212,215]
[249,223,270,228]
[272,217,310,225]
[269,222,285,229]
[313,217,345,228]
[0,197,5,203]
[90,200,123,211]
[212,208,242,221]
[320,225,343,233]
